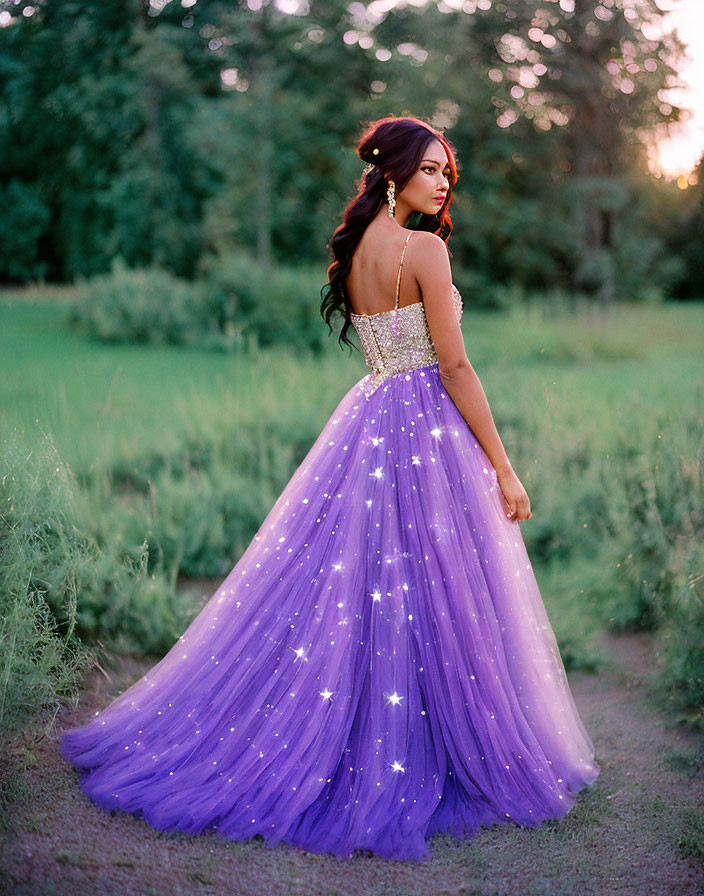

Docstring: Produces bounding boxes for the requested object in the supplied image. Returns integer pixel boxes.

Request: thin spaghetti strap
[394,230,414,310]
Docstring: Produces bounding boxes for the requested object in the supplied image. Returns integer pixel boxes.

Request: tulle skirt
[60,361,599,861]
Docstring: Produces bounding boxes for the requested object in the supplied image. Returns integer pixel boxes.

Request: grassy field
[2,290,703,891]
[3,295,703,657]
[4,293,703,474]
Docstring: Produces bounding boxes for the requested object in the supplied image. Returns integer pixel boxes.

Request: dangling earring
[387,180,396,219]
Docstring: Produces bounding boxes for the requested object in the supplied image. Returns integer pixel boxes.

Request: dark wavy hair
[320,114,459,351]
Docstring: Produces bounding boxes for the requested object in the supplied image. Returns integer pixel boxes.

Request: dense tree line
[0,0,701,300]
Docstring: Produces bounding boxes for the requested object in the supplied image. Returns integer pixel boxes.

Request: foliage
[69,257,209,346]
[4,295,704,728]
[198,250,327,352]
[0,426,190,731]
[68,252,327,352]
[0,0,697,304]
[553,410,704,726]
[661,154,704,299]
[657,540,704,728]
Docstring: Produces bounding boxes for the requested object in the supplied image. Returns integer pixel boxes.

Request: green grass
[2,290,704,692]
[4,296,703,472]
[4,283,704,892]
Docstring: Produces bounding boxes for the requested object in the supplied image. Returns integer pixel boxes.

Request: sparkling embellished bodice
[348,230,463,397]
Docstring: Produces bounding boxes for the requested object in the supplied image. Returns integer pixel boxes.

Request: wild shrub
[0,428,188,730]
[68,252,327,353]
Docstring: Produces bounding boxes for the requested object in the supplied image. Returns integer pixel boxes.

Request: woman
[60,114,599,863]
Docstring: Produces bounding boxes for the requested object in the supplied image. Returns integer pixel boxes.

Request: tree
[480,0,686,300]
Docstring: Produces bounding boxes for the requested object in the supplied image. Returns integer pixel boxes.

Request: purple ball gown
[60,234,599,862]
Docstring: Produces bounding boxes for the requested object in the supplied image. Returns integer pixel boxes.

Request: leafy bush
[68,256,212,347]
[199,249,326,354]
[594,410,703,631]
[0,427,188,730]
[68,252,327,354]
[579,406,704,726]
[1,428,92,730]
[656,540,704,728]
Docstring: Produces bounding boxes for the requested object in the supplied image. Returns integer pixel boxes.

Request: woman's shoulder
[408,231,451,272]
[409,230,445,248]
[409,230,449,258]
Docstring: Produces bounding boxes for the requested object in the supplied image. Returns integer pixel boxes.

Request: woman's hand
[496,466,532,522]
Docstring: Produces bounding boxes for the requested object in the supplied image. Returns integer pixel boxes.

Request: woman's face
[395,138,451,218]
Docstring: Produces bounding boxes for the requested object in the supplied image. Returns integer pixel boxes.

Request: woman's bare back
[345,223,422,316]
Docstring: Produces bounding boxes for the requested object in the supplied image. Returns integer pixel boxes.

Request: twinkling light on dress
[60,275,599,862]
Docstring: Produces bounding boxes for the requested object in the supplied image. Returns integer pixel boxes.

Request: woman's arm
[410,232,531,521]
[439,364,511,473]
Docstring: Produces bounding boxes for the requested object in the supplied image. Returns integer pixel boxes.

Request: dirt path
[2,624,703,896]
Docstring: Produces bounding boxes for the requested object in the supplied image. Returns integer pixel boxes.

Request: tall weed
[0,428,189,731]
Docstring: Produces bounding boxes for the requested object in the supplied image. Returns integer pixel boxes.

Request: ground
[1,609,703,896]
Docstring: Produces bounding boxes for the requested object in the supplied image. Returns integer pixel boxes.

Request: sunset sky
[653,0,704,178]
[381,0,704,181]
[3,0,701,178]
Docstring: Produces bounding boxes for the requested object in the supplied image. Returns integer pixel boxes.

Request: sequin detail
[350,285,463,397]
